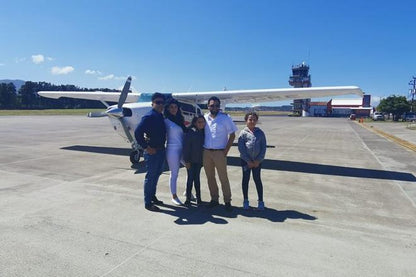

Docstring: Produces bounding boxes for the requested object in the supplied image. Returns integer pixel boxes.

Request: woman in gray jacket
[238,112,267,210]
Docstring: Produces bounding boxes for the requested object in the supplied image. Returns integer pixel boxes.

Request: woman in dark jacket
[183,115,206,205]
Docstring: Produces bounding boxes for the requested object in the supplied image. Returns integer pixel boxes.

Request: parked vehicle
[401,112,416,122]
[372,112,384,121]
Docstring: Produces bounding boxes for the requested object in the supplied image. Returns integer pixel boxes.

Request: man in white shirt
[203,96,238,211]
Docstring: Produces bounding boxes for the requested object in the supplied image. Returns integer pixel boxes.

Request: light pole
[409,76,416,112]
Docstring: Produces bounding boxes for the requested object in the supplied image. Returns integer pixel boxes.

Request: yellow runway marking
[356,122,416,152]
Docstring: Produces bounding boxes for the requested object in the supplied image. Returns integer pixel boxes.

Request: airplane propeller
[87,76,142,164]
[118,76,131,109]
[87,76,132,119]
[106,76,132,119]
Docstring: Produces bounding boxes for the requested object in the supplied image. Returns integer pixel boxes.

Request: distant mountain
[0,79,25,91]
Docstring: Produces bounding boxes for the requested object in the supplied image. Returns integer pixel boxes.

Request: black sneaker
[225,202,233,211]
[184,199,191,206]
[196,198,202,206]
[207,200,219,208]
[145,204,160,212]
[151,196,163,205]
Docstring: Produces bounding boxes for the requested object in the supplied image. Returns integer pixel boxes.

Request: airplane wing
[172,86,363,104]
[37,91,141,103]
[38,86,363,104]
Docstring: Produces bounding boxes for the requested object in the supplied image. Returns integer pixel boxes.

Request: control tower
[289,62,311,116]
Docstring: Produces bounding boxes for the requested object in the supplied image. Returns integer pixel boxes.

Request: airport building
[308,95,372,117]
[289,62,372,117]
[309,102,328,117]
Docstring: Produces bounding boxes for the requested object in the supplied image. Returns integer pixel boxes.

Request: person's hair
[191,115,206,128]
[152,92,165,102]
[207,96,220,105]
[164,98,186,131]
[244,111,259,121]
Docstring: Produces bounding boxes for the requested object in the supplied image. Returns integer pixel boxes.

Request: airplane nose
[106,107,124,118]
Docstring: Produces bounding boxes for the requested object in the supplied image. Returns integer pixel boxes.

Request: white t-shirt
[165,118,184,148]
[204,112,238,149]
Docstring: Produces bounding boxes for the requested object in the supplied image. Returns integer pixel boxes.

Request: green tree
[18,81,40,109]
[0,83,17,108]
[377,95,410,121]
[15,80,120,109]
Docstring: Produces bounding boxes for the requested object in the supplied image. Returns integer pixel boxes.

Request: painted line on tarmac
[356,122,416,153]
[351,122,416,208]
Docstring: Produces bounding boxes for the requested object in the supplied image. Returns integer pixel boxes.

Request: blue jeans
[143,149,165,206]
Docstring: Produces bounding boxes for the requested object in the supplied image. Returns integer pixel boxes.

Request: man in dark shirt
[134,92,166,211]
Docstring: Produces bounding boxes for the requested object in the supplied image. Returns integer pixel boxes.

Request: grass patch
[0,109,104,116]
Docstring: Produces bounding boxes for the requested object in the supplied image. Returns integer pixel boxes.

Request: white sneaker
[171,197,183,206]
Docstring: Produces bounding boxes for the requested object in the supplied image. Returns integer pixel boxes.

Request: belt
[205,148,224,151]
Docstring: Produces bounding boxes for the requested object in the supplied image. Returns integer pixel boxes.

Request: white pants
[166,146,183,195]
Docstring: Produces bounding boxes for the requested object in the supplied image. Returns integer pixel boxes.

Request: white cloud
[0,63,5,66]
[85,69,102,75]
[47,57,54,61]
[32,54,45,64]
[98,74,115,80]
[51,66,74,75]
[114,75,129,80]
[15,57,26,63]
[98,74,136,81]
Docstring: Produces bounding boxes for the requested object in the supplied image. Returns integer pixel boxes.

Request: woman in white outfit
[164,99,187,205]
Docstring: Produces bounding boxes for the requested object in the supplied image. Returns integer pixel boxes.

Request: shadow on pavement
[155,202,316,225]
[62,145,416,182]
[227,157,416,182]
[62,145,130,156]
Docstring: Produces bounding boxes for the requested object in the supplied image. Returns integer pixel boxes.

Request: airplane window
[180,102,202,115]
[123,108,132,117]
[179,102,202,115]
[180,102,194,112]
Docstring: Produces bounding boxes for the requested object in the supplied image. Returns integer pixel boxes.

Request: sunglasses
[153,100,165,105]
[208,104,220,108]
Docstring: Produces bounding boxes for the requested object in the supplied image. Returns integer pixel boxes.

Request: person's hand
[146,146,156,155]
[185,162,191,169]
[253,161,260,168]
[247,161,255,168]
[223,149,229,157]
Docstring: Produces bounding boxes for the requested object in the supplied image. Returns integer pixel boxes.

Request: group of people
[134,92,267,212]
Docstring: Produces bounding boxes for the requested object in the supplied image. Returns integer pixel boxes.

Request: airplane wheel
[130,150,142,164]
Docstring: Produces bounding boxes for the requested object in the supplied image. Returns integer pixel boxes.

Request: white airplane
[38,77,363,164]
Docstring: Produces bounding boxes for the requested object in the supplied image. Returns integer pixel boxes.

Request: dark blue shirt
[134,109,166,149]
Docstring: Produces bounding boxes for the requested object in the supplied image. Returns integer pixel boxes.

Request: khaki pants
[203,149,232,203]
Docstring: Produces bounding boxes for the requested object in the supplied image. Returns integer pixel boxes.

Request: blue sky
[1,0,415,106]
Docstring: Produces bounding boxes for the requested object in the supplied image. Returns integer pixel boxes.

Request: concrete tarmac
[1,115,415,277]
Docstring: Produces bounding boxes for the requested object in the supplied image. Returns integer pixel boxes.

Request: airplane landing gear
[130,150,143,164]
